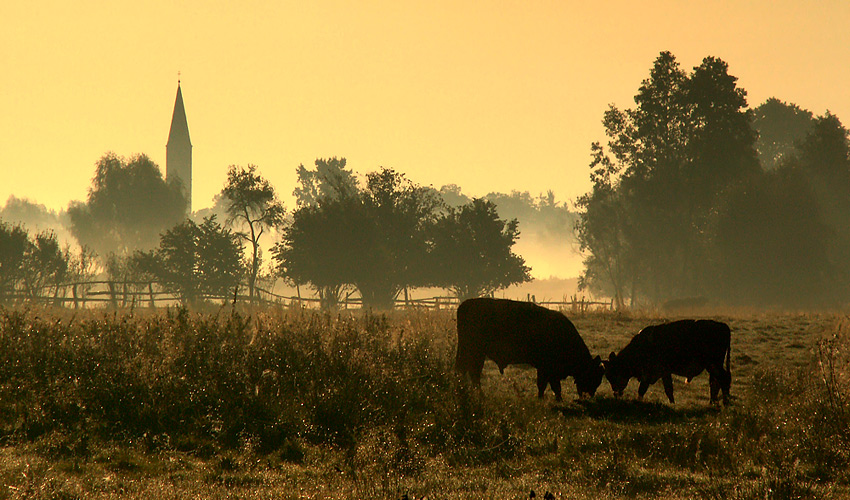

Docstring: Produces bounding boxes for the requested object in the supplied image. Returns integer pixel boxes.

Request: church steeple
[166,81,192,212]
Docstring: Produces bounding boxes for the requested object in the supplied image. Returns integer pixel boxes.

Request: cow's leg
[549,377,563,402]
[469,354,485,388]
[536,370,547,399]
[707,365,731,405]
[637,379,651,401]
[709,370,720,404]
[719,367,732,406]
[662,374,675,404]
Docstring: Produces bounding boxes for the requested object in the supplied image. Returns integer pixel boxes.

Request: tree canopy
[134,216,243,306]
[577,51,759,305]
[276,164,530,309]
[578,51,850,307]
[67,153,186,259]
[428,198,531,300]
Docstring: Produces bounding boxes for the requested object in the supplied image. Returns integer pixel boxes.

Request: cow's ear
[594,355,602,363]
[608,351,617,361]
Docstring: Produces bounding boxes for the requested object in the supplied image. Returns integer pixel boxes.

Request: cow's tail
[725,325,732,376]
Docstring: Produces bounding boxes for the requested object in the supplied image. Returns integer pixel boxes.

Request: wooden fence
[1,280,614,312]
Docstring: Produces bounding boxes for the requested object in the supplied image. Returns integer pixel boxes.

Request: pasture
[0,306,848,499]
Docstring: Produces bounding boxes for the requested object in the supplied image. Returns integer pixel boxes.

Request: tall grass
[1,306,849,499]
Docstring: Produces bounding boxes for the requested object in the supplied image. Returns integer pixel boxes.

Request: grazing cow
[455,298,604,401]
[604,319,732,405]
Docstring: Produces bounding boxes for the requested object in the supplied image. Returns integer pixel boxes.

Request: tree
[135,216,243,306]
[0,222,29,302]
[429,198,531,300]
[20,230,70,302]
[67,152,187,258]
[276,167,440,309]
[292,157,358,209]
[575,144,631,308]
[221,165,285,302]
[752,98,815,170]
[274,196,361,309]
[790,112,850,298]
[577,51,759,304]
[353,168,442,308]
[0,223,70,303]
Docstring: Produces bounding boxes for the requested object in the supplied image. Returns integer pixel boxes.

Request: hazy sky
[2,0,849,213]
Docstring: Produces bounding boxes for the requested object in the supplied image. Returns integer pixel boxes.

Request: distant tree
[195,216,245,300]
[67,152,187,258]
[0,196,61,230]
[20,230,70,302]
[795,112,850,188]
[276,168,440,309]
[428,198,531,300]
[221,165,285,302]
[436,184,473,208]
[752,98,815,170]
[0,222,29,302]
[135,216,243,306]
[575,143,631,308]
[292,157,358,208]
[274,196,360,309]
[354,168,441,308]
[276,158,359,308]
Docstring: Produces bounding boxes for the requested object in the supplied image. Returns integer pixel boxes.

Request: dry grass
[1,305,848,499]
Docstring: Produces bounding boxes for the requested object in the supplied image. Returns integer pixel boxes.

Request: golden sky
[2,0,849,213]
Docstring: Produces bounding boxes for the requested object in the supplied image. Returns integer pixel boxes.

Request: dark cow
[456,298,604,401]
[604,319,732,405]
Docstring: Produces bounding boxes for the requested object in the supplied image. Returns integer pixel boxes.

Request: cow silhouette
[605,319,732,405]
[456,298,604,401]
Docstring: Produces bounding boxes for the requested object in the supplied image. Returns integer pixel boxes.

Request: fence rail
[0,280,613,312]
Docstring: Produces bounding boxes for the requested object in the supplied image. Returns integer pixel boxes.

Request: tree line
[1,156,533,308]
[576,51,850,308]
[4,49,848,309]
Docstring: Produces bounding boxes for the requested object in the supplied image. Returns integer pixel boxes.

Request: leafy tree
[428,198,531,300]
[577,51,759,304]
[293,157,358,208]
[274,196,361,309]
[752,98,815,170]
[135,216,243,306]
[276,168,440,309]
[67,152,187,258]
[21,230,70,301]
[575,144,631,308]
[0,222,29,302]
[221,164,285,302]
[354,168,442,308]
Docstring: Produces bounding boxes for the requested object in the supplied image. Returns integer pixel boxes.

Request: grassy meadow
[1,305,849,499]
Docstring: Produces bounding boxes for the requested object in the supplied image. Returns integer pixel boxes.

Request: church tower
[166,81,192,212]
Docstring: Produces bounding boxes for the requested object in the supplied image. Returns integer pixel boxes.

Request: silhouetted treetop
[67,152,186,259]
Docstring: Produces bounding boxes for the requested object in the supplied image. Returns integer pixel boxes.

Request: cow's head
[604,351,629,397]
[575,355,605,398]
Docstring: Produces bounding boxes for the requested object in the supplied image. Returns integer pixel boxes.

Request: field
[1,305,849,499]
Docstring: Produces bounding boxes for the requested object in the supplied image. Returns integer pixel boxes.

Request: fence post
[107,281,117,309]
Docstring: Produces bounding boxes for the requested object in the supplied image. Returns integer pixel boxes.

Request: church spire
[166,81,192,212]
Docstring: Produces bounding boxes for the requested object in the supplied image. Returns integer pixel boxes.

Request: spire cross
[178,71,181,85]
